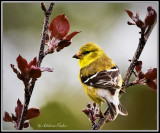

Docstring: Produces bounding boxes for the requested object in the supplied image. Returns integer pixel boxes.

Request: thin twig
[41,3,47,12]
[92,108,110,130]
[17,3,54,130]
[38,3,55,67]
[121,18,157,93]
[92,9,157,130]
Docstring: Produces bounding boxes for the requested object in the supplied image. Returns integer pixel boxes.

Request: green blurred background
[2,2,158,131]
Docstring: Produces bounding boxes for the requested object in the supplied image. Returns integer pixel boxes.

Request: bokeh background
[2,2,158,131]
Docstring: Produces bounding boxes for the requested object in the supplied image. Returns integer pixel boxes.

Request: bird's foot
[106,114,113,123]
[99,110,104,119]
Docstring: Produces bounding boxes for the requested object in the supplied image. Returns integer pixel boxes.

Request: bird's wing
[80,66,121,90]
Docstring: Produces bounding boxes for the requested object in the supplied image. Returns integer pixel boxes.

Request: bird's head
[73,42,104,68]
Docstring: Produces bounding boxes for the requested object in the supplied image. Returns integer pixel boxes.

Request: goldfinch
[73,42,128,120]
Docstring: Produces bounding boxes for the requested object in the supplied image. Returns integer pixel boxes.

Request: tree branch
[17,3,55,130]
[121,15,157,93]
[38,3,55,67]
[92,7,157,130]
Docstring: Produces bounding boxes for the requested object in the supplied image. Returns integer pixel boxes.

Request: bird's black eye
[83,51,91,55]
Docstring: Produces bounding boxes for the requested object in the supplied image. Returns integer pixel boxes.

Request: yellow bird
[73,42,128,120]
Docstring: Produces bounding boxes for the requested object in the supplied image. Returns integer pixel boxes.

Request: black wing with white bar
[80,66,121,89]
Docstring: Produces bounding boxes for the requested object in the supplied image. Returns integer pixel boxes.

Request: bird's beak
[73,52,82,59]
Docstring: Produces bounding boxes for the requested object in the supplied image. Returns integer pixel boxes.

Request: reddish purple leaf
[146,80,157,90]
[3,112,13,122]
[145,6,157,26]
[10,64,25,81]
[16,55,29,74]
[135,61,142,73]
[17,73,26,81]
[82,109,89,115]
[147,6,152,12]
[28,57,37,68]
[29,66,41,78]
[56,40,71,52]
[49,14,70,40]
[26,108,40,120]
[126,9,144,29]
[15,99,23,120]
[145,68,157,80]
[125,10,133,19]
[11,113,17,122]
[23,122,29,128]
[135,20,144,28]
[138,72,145,79]
[64,31,81,41]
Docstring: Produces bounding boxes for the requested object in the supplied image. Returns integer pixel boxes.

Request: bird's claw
[99,111,104,119]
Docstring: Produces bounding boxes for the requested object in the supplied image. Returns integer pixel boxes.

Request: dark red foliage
[135,61,142,73]
[23,122,29,128]
[16,55,29,75]
[131,60,157,91]
[47,14,80,53]
[145,68,157,81]
[3,112,13,122]
[15,99,23,121]
[125,6,157,34]
[145,68,157,91]
[3,99,40,129]
[125,7,157,91]
[125,10,133,19]
[55,31,81,52]
[145,6,157,26]
[82,109,90,115]
[28,57,37,68]
[17,55,41,79]
[56,40,71,52]
[49,14,70,40]
[11,113,17,121]
[125,10,144,28]
[11,55,42,85]
[146,79,157,90]
[29,66,42,79]
[26,108,40,120]
[82,103,100,126]
[138,72,145,79]
[64,31,81,41]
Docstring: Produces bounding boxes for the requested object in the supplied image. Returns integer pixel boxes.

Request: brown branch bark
[121,18,157,93]
[92,8,157,130]
[17,3,55,130]
[38,3,55,67]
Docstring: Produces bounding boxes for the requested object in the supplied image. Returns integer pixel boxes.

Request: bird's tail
[118,103,128,116]
[107,101,128,120]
